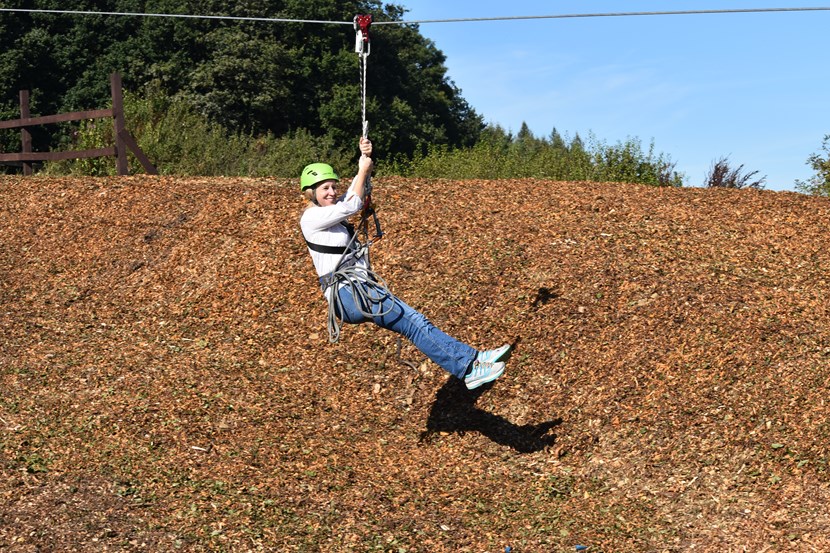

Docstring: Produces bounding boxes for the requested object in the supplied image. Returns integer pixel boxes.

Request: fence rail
[0,73,156,175]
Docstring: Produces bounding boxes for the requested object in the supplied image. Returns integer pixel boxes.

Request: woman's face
[315,180,338,206]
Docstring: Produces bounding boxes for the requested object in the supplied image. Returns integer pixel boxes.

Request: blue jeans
[335,281,476,379]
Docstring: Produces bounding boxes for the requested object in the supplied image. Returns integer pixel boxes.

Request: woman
[299,137,511,390]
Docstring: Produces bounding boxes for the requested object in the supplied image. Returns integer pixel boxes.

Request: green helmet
[300,163,339,191]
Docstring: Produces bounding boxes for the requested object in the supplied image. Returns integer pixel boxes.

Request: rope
[322,211,392,343]
[359,51,369,140]
[358,43,372,198]
[354,16,374,232]
[313,15,386,343]
[326,265,393,343]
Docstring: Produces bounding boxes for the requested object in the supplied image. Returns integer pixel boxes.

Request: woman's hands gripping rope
[358,138,373,198]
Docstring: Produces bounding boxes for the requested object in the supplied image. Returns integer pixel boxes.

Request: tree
[704,156,765,189]
[795,135,830,196]
[549,127,566,151]
[0,0,482,163]
[513,122,544,156]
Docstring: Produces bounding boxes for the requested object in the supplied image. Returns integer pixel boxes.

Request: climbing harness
[309,14,394,343]
[317,214,392,344]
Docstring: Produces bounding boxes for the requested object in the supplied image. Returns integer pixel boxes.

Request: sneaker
[464,359,506,390]
[476,344,513,365]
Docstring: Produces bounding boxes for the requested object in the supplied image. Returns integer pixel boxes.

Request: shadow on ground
[419,377,561,453]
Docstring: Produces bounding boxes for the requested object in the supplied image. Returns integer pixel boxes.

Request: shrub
[384,125,684,187]
[795,135,830,197]
[40,90,683,188]
[704,156,766,189]
[44,82,351,178]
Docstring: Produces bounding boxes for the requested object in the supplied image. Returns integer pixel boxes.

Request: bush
[591,136,683,187]
[41,90,682,188]
[795,135,830,196]
[43,118,115,176]
[44,82,352,178]
[384,125,684,187]
[704,156,766,189]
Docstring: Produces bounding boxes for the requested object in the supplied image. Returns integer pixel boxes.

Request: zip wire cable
[377,7,830,25]
[0,7,354,25]
[3,7,829,25]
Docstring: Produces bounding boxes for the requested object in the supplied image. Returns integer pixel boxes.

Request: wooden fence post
[1,73,156,175]
[110,73,129,176]
[20,90,32,175]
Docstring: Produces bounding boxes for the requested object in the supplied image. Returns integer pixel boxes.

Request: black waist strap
[304,220,357,255]
[305,240,351,255]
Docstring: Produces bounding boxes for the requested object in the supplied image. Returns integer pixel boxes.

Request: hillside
[1,175,830,552]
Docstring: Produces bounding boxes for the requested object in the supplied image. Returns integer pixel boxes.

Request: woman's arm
[302,138,374,233]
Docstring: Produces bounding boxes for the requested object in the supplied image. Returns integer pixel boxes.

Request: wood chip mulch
[1,174,829,552]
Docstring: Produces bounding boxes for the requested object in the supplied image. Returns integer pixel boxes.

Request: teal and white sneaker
[464,358,506,390]
[476,344,513,365]
[464,345,512,390]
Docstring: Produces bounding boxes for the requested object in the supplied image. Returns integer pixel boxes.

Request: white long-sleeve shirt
[300,177,369,300]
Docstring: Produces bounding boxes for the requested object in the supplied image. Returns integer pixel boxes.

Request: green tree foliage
[0,0,482,161]
[44,82,352,177]
[387,123,683,186]
[795,135,830,196]
[1,1,682,186]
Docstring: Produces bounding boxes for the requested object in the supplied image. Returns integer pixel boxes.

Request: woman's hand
[354,137,373,201]
[359,137,373,158]
[358,153,374,174]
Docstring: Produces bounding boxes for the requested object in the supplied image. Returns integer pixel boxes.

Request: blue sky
[398,1,828,191]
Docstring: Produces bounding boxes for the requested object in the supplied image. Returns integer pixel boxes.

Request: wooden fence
[0,73,156,175]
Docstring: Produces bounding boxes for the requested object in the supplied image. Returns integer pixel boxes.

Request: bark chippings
[2,175,829,551]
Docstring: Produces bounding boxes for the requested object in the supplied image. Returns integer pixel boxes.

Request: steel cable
[4,7,829,25]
